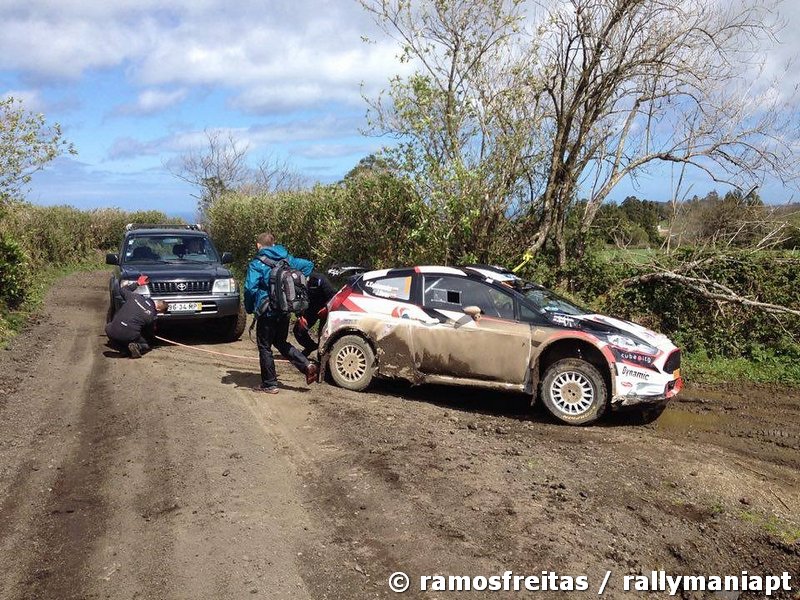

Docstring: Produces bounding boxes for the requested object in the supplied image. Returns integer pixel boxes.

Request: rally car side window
[362,276,412,301]
[423,276,515,319]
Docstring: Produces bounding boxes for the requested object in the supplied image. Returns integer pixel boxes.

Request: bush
[0,233,29,308]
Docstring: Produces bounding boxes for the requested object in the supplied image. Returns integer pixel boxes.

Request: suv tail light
[327,284,354,313]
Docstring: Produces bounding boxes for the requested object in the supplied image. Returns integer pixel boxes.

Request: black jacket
[105,283,158,342]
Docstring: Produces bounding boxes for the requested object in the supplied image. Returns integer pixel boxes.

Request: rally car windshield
[519,284,588,317]
[123,235,220,264]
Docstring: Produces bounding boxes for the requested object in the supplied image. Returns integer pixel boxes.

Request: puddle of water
[655,408,731,433]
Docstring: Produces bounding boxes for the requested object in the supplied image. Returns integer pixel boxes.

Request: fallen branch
[620,271,800,318]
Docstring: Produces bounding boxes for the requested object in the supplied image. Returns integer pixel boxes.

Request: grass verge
[683,350,800,387]
[0,255,106,348]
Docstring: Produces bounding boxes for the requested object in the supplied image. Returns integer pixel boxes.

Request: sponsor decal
[610,347,660,372]
[551,314,576,328]
[364,277,411,300]
[621,365,650,381]
[391,306,409,318]
[618,350,655,365]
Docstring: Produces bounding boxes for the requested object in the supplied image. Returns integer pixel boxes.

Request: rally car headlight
[212,278,237,293]
[605,333,657,355]
[120,280,150,295]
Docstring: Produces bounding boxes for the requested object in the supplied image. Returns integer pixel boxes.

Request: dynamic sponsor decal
[620,365,650,381]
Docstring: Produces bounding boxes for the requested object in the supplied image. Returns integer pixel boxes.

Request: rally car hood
[548,312,676,353]
[120,262,232,280]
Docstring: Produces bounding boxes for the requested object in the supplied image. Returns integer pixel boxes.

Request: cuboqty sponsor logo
[619,351,654,364]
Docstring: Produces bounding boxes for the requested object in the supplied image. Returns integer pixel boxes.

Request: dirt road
[0,271,797,599]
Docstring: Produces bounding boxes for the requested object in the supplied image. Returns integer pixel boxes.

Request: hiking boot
[128,342,142,359]
[253,386,279,394]
[305,362,319,385]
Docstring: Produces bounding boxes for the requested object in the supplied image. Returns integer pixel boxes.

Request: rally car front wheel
[329,335,375,392]
[540,358,607,425]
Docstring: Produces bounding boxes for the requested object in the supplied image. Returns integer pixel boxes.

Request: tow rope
[154,334,290,363]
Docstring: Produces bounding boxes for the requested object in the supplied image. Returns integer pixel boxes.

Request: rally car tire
[329,335,375,392]
[540,358,607,425]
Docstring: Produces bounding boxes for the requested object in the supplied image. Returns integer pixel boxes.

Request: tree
[360,0,542,262]
[362,0,798,267]
[526,0,797,266]
[170,129,307,215]
[0,97,76,204]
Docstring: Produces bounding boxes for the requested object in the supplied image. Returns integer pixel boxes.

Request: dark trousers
[256,314,310,388]
[293,308,326,356]
[293,273,335,355]
[105,323,151,355]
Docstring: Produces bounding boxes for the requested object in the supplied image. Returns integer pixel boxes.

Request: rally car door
[411,275,532,384]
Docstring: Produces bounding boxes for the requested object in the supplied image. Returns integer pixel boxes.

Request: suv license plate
[169,302,202,313]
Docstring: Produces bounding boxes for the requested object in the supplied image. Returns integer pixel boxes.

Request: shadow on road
[221,369,310,393]
[355,379,648,428]
[152,322,236,346]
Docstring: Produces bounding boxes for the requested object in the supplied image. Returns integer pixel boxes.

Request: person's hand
[137,274,149,286]
[297,316,308,331]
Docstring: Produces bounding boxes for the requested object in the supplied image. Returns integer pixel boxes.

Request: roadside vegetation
[0,204,182,344]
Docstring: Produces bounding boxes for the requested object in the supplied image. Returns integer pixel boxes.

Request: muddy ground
[0,271,797,599]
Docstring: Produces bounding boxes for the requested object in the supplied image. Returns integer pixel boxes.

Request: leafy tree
[360,0,541,262]
[0,97,76,204]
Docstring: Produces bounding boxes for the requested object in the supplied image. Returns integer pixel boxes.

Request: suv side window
[362,276,412,301]
[423,276,515,319]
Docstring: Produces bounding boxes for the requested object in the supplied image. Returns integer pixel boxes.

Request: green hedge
[209,186,799,374]
[0,202,181,316]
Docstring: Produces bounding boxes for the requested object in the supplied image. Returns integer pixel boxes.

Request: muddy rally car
[318,265,682,425]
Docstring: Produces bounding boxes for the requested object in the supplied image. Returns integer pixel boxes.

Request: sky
[1,0,799,219]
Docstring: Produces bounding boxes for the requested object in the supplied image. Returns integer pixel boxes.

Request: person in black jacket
[293,271,336,357]
[105,274,167,358]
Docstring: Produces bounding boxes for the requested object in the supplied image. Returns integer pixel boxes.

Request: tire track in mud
[12,321,122,599]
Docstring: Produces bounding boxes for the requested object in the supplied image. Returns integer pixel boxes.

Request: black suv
[105,224,246,341]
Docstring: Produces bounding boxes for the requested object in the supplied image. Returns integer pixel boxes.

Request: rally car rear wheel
[329,335,375,392]
[540,358,607,425]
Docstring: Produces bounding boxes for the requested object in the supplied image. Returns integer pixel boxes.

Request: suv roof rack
[124,223,203,231]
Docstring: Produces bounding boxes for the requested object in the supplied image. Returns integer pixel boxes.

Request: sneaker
[305,362,319,385]
[128,343,142,359]
[253,386,279,394]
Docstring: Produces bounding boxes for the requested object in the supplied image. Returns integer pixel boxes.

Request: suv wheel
[540,358,607,425]
[106,301,115,324]
[329,335,375,392]
[220,304,247,342]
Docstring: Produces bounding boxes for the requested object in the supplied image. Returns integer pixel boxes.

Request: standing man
[105,274,168,358]
[244,232,318,393]
[293,272,336,357]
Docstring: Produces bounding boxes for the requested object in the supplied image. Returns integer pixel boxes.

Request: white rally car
[318,265,682,425]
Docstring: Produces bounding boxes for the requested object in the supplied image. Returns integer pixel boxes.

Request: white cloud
[0,0,406,110]
[106,115,364,160]
[1,88,45,112]
[113,88,188,115]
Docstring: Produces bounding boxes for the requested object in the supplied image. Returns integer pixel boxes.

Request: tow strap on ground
[154,334,289,362]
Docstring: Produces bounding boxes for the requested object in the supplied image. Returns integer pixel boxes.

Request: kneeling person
[105,275,167,358]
